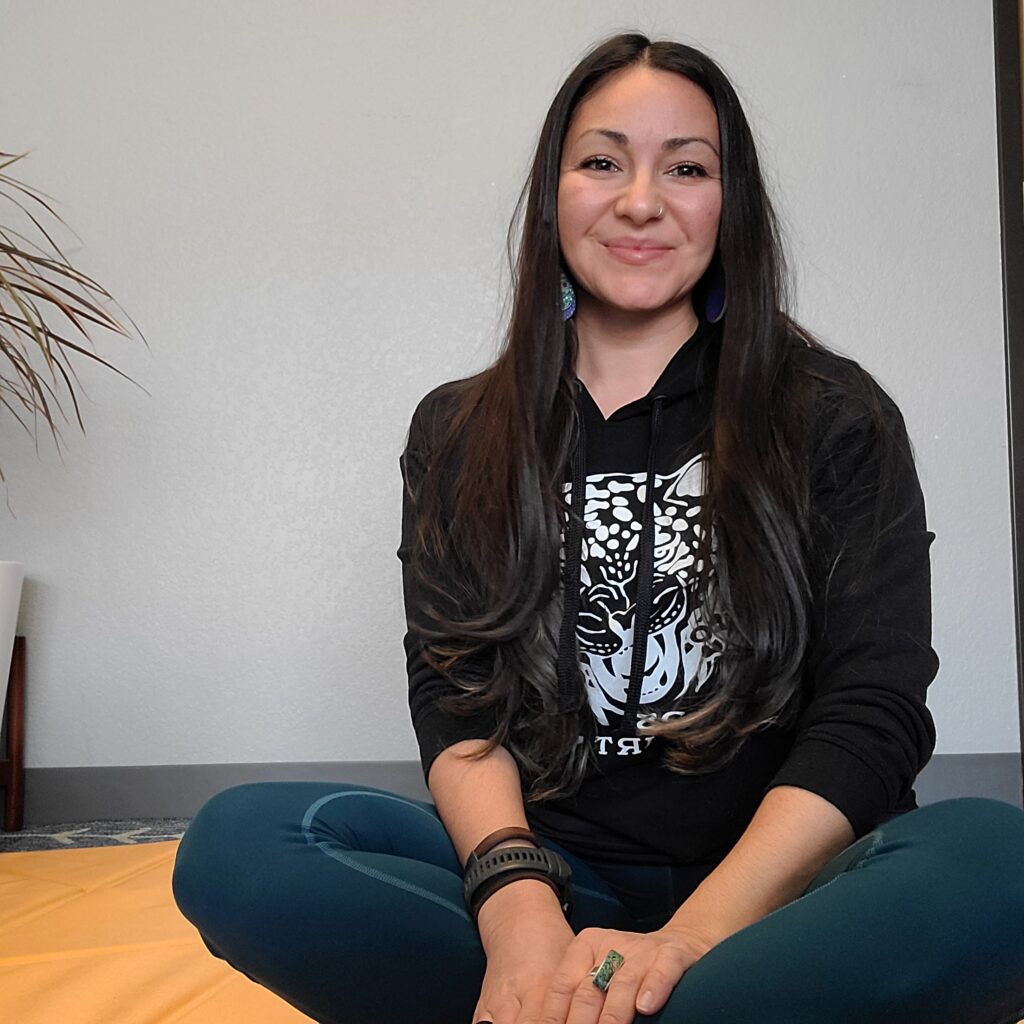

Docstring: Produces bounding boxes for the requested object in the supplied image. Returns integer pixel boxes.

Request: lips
[601,237,672,250]
[602,240,672,265]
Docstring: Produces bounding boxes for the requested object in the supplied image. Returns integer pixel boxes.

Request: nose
[614,170,664,223]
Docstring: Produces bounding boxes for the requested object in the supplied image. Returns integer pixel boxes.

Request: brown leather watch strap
[472,827,539,859]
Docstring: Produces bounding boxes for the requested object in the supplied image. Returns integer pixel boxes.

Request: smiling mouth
[602,243,672,264]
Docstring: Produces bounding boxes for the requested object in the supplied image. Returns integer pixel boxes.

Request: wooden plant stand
[0,635,25,832]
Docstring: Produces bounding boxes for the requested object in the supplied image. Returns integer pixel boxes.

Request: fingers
[474,995,515,1024]
[594,960,647,1023]
[635,964,676,1016]
[536,928,696,1024]
[536,928,614,1023]
[541,973,608,1024]
[604,945,689,1019]
[485,978,565,1024]
[536,929,606,1024]
[514,985,550,1024]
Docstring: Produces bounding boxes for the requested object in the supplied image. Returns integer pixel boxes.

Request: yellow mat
[0,840,312,1024]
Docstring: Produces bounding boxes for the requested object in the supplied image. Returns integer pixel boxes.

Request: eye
[579,156,620,172]
[669,162,709,179]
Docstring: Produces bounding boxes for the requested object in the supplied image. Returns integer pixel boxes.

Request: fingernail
[637,991,656,1013]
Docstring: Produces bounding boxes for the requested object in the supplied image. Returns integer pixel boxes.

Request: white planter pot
[0,562,24,718]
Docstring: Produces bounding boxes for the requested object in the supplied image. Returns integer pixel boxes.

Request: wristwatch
[462,829,573,923]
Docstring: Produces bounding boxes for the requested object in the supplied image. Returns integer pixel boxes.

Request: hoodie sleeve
[765,369,938,838]
[398,387,501,786]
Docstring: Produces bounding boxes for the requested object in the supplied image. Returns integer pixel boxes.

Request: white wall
[0,0,1016,767]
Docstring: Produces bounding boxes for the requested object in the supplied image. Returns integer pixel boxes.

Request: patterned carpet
[0,818,191,852]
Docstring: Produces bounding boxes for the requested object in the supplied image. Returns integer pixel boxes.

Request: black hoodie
[398,317,938,866]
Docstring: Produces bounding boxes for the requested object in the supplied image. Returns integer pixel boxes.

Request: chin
[598,293,677,314]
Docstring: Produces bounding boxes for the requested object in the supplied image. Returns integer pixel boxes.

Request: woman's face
[557,65,723,321]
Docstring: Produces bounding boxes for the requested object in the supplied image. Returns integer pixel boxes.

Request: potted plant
[0,149,145,703]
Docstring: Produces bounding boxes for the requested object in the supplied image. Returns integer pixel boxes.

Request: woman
[172,33,1024,1024]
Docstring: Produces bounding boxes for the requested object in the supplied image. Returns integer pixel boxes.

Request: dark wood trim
[994,0,1024,803]
[0,635,25,831]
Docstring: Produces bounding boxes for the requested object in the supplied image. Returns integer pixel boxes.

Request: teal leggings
[171,784,1024,1024]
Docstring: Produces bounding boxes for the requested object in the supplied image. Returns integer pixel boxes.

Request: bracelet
[470,827,540,860]
[463,843,573,923]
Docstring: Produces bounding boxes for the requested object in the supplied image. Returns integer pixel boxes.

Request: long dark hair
[403,33,912,802]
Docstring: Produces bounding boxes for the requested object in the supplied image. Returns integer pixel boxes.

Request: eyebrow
[576,128,720,158]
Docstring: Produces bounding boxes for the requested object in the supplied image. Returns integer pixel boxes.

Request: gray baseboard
[15,760,433,826]
[9,752,1023,827]
[914,752,1022,807]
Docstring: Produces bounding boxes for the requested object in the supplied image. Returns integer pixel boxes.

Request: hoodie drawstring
[556,384,587,713]
[555,391,666,724]
[624,394,665,724]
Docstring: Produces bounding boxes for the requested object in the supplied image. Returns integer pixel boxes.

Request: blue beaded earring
[560,271,576,321]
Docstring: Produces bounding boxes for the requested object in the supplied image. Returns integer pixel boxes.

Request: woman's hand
[473,919,577,1024]
[533,922,715,1023]
[471,898,576,1024]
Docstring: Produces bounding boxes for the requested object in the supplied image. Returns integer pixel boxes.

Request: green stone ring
[589,949,625,991]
